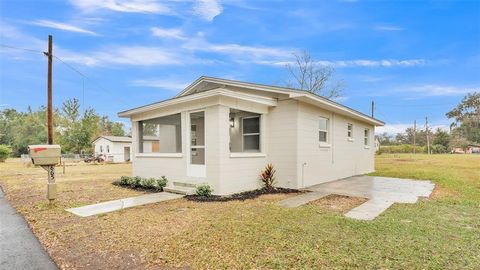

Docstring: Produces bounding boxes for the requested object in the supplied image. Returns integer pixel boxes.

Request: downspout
[301,162,307,188]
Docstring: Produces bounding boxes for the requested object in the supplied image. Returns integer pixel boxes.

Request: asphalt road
[0,187,58,270]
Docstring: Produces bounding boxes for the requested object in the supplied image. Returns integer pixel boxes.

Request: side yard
[0,155,479,269]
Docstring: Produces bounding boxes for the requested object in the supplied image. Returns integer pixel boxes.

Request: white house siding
[296,102,375,187]
[266,99,299,189]
[93,138,132,163]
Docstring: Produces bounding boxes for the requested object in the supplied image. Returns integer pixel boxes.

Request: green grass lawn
[0,154,479,269]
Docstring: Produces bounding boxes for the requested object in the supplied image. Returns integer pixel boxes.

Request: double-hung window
[242,116,260,151]
[347,123,353,139]
[319,117,329,143]
[364,128,370,146]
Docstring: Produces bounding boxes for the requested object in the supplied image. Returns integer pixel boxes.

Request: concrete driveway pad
[66,192,183,217]
[278,175,435,220]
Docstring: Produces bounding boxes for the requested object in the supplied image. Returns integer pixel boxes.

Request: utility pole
[45,35,53,144]
[413,120,416,154]
[425,116,430,155]
[371,101,374,118]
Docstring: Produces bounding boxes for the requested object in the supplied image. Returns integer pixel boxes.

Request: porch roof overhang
[118,88,277,118]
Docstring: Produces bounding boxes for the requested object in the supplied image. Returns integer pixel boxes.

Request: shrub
[431,144,448,154]
[119,176,131,185]
[0,145,12,162]
[140,178,159,189]
[196,184,213,197]
[156,176,168,191]
[127,176,142,187]
[259,163,276,190]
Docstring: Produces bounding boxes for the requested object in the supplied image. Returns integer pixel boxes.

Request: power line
[0,43,44,54]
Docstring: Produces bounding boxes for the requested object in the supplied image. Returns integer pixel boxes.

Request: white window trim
[135,153,183,158]
[364,128,370,147]
[230,152,266,158]
[242,115,261,152]
[347,123,354,141]
[319,117,329,146]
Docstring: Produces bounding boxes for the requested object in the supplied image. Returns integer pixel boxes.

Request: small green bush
[196,184,213,197]
[156,176,168,191]
[119,176,131,185]
[140,178,159,189]
[0,145,12,162]
[431,144,448,154]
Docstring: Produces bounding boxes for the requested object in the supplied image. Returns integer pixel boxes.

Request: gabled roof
[93,136,131,143]
[119,76,385,126]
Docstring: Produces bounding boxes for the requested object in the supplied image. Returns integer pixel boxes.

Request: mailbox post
[28,145,61,201]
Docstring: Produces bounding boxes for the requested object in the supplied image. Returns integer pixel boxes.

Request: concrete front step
[172,181,197,188]
[164,186,196,195]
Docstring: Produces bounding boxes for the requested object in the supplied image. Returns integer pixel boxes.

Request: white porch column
[205,105,230,194]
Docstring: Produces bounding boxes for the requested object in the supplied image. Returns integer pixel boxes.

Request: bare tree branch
[285,50,344,99]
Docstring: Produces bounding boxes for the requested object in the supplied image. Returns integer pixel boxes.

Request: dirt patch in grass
[429,185,457,199]
[308,194,368,213]
[185,187,303,202]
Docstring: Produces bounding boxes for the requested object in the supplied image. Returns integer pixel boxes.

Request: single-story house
[452,144,480,154]
[92,136,132,163]
[118,76,385,195]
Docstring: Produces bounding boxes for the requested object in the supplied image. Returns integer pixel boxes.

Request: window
[106,145,110,153]
[100,145,103,153]
[243,116,260,151]
[347,123,353,138]
[138,113,182,153]
[229,109,261,153]
[364,128,370,146]
[319,117,329,143]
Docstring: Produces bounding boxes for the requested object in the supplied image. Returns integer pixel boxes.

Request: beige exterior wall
[128,91,376,194]
[296,102,375,187]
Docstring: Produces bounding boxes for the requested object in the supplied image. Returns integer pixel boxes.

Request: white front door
[187,111,206,177]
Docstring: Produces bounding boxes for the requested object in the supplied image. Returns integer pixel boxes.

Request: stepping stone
[344,199,394,221]
[66,192,183,217]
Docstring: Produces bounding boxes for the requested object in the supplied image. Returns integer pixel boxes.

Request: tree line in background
[0,98,126,156]
[377,92,480,154]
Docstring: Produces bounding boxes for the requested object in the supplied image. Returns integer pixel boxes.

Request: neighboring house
[92,136,132,163]
[452,144,480,154]
[375,138,380,152]
[118,76,385,195]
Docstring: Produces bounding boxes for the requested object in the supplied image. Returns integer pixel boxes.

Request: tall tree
[285,51,344,99]
[432,128,450,148]
[446,92,480,143]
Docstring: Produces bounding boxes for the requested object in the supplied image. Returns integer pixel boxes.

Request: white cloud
[403,85,476,96]
[258,58,426,68]
[151,27,185,40]
[193,0,223,21]
[57,46,185,66]
[30,20,98,36]
[69,0,171,14]
[183,38,292,62]
[374,25,404,31]
[130,79,190,90]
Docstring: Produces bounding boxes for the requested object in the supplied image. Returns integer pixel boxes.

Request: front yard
[0,154,479,269]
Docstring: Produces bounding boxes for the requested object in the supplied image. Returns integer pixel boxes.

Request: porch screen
[138,113,182,153]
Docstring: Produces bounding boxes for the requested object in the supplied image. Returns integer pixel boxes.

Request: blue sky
[1,0,479,134]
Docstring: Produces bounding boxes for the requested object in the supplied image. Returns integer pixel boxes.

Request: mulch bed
[185,187,304,202]
[111,181,162,193]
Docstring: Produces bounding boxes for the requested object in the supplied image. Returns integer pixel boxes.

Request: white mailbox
[28,145,61,166]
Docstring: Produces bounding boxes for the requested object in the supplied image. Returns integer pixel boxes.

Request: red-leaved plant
[260,163,276,190]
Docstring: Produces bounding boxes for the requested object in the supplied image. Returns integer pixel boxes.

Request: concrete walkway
[66,192,183,217]
[278,175,435,221]
[0,188,58,270]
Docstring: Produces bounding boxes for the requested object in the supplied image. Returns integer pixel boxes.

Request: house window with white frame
[319,117,329,143]
[347,123,353,139]
[242,116,260,151]
[364,128,370,146]
[229,109,261,153]
[100,145,103,153]
[138,113,182,153]
[106,145,110,153]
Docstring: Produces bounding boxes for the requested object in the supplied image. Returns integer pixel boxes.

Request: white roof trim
[118,88,277,117]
